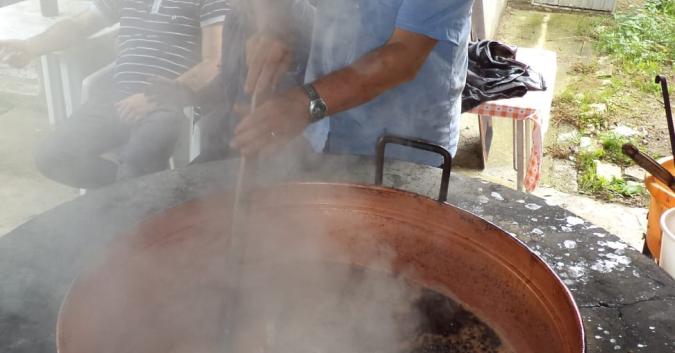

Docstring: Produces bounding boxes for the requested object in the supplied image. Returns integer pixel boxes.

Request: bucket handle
[375,134,453,203]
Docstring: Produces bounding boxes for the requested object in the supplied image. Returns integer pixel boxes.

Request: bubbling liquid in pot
[231,263,514,353]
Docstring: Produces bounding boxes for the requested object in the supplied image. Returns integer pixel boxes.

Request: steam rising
[0,1,514,353]
[57,191,513,353]
[233,241,423,353]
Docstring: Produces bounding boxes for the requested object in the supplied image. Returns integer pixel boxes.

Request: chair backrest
[58,27,119,117]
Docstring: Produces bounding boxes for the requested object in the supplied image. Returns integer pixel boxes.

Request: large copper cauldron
[56,136,584,353]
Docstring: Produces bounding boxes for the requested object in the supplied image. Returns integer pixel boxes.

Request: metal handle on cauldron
[375,134,453,203]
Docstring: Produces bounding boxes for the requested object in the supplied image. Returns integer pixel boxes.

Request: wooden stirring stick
[222,93,258,352]
[230,93,257,237]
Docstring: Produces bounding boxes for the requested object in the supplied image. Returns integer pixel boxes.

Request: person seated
[0,0,230,189]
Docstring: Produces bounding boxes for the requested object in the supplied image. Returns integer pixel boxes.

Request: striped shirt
[94,0,231,96]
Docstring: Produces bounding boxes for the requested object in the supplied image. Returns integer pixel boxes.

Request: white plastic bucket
[659,208,675,278]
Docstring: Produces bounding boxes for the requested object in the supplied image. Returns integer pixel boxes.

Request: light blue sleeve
[395,0,473,44]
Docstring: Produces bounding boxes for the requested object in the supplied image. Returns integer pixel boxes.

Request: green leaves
[597,0,674,67]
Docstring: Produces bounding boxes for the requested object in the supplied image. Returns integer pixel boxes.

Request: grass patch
[547,1,671,205]
[577,148,647,200]
[577,149,605,194]
[595,0,674,94]
[553,80,617,131]
[553,1,673,145]
[607,178,646,197]
[599,132,634,166]
[597,0,674,68]
[575,133,648,204]
[554,0,674,124]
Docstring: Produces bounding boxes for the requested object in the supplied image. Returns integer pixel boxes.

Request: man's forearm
[311,28,437,117]
[26,9,109,56]
[176,23,223,97]
[176,58,220,95]
[313,44,425,116]
[230,27,438,155]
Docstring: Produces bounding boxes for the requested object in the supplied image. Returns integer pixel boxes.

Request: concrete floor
[0,0,648,250]
[0,94,78,236]
[0,0,99,236]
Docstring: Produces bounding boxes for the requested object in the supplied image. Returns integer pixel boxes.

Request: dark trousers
[35,97,183,189]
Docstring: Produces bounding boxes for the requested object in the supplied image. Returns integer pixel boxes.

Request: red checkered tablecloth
[468,104,542,192]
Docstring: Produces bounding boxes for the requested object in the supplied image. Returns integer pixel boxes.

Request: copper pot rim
[264,182,586,353]
[55,181,586,353]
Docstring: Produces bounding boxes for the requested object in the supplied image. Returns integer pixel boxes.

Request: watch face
[310,99,327,118]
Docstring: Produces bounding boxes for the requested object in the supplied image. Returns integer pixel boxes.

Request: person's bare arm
[313,28,436,115]
[139,24,223,117]
[231,28,438,155]
[0,9,110,68]
[177,24,223,94]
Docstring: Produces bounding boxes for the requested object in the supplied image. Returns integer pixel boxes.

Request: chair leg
[513,119,517,171]
[478,115,494,170]
[515,120,525,192]
[525,119,531,165]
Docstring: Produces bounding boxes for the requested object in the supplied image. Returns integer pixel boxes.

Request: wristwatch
[303,83,328,122]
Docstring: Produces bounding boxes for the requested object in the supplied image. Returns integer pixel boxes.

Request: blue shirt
[301,0,472,165]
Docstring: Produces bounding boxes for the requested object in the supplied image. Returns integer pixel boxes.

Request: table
[468,47,557,192]
[0,155,673,353]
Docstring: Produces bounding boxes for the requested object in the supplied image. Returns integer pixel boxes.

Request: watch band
[303,83,320,101]
[303,83,327,122]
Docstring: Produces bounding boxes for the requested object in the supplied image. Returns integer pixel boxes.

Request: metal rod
[622,143,675,191]
[656,75,674,161]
